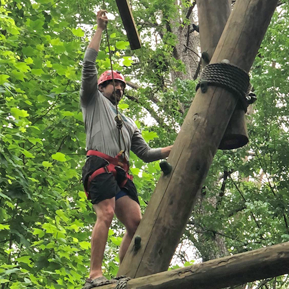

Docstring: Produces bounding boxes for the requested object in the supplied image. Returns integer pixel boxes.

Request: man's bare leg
[115,196,142,263]
[90,198,115,279]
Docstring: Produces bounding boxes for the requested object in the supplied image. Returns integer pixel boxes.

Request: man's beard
[109,90,122,105]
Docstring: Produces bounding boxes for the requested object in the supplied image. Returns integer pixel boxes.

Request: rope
[196,62,251,111]
[101,4,127,158]
[114,277,131,289]
[104,26,120,116]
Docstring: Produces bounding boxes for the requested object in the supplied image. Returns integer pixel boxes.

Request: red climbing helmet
[98,70,126,88]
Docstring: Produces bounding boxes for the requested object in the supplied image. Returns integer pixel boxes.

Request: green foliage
[1,0,289,288]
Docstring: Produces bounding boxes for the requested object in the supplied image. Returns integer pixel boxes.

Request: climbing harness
[84,150,133,197]
[196,62,254,112]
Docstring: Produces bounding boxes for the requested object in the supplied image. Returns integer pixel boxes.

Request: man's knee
[126,218,141,236]
[96,205,115,227]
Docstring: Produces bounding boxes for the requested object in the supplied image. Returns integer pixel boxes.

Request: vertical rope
[101,4,126,157]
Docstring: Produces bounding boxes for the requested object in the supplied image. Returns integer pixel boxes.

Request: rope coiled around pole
[196,62,252,111]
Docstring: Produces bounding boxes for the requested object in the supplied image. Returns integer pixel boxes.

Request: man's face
[99,80,125,105]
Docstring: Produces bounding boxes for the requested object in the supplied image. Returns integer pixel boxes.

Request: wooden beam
[118,0,279,278]
[197,0,231,64]
[115,0,141,50]
[96,242,289,289]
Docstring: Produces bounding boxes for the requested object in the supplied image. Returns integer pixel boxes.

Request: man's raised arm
[80,10,108,106]
[88,10,108,52]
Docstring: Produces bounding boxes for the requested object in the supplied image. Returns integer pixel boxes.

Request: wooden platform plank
[96,242,289,289]
[115,0,141,50]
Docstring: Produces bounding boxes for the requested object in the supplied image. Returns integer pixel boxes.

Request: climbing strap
[196,62,252,112]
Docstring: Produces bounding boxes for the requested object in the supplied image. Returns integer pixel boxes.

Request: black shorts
[82,155,139,205]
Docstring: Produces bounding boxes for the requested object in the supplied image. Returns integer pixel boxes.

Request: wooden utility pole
[97,242,289,289]
[197,0,231,65]
[198,0,249,151]
[118,0,279,279]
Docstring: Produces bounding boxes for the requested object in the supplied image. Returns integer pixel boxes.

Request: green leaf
[116,41,129,50]
[31,69,44,76]
[184,260,195,266]
[28,137,42,145]
[51,152,66,162]
[14,62,31,72]
[22,46,35,56]
[4,268,20,275]
[32,3,40,9]
[75,112,83,121]
[130,167,140,175]
[24,57,34,64]
[69,224,79,232]
[97,51,106,60]
[28,177,39,183]
[17,256,32,265]
[110,236,122,246]
[42,161,53,168]
[11,70,27,81]
[71,28,85,37]
[37,94,47,102]
[42,223,57,234]
[142,131,159,142]
[123,57,133,67]
[24,278,31,284]
[56,210,69,223]
[78,191,87,199]
[51,38,63,46]
[0,224,10,230]
[22,150,34,158]
[53,63,66,75]
[79,241,91,250]
[138,196,146,207]
[0,192,11,200]
[118,103,129,110]
[33,228,45,238]
[0,74,10,85]
[10,107,29,118]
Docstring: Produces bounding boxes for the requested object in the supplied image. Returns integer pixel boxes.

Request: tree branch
[255,150,289,233]
[229,175,262,231]
[125,94,174,133]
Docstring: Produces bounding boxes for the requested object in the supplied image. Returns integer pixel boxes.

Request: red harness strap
[85,150,133,196]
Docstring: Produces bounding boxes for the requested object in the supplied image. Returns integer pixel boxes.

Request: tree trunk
[118,0,278,278]
[192,0,231,261]
[169,0,200,82]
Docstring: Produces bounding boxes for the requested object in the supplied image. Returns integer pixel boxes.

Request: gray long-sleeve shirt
[80,48,162,163]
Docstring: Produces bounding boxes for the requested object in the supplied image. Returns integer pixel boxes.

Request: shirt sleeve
[80,48,99,107]
[131,127,163,163]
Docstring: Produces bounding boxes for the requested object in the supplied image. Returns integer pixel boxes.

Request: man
[80,10,172,289]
